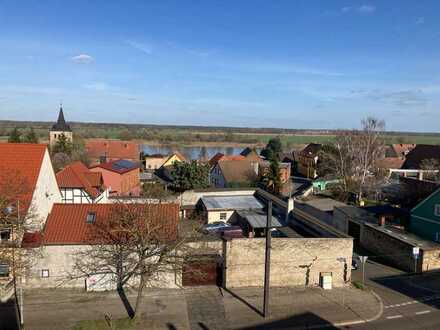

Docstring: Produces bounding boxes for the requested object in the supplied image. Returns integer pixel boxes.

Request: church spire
[51,105,72,132]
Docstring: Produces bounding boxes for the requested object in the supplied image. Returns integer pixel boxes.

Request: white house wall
[29,149,61,229]
[25,245,181,290]
[207,210,236,224]
[60,188,109,204]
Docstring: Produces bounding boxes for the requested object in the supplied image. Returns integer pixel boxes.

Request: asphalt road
[347,254,440,329]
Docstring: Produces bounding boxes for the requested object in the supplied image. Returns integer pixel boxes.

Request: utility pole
[263,201,272,318]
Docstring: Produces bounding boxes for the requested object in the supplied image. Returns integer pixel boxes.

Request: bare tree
[420,158,440,181]
[72,202,202,319]
[317,117,385,202]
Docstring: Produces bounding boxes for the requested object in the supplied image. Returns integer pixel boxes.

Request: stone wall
[361,224,440,273]
[421,249,440,272]
[361,225,415,272]
[225,237,353,288]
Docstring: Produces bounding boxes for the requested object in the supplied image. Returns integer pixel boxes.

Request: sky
[0,0,440,131]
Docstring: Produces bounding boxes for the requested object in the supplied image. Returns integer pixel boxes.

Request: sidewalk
[18,285,382,330]
[220,286,382,329]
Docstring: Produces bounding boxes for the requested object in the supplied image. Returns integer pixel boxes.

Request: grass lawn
[72,317,137,330]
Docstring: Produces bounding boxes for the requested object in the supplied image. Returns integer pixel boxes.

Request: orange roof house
[85,139,140,165]
[0,143,61,228]
[56,161,108,203]
[208,152,245,168]
[42,203,180,245]
[90,159,140,196]
[23,202,179,289]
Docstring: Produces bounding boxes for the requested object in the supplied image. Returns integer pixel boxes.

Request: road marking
[386,315,403,319]
[384,295,440,308]
[415,310,431,315]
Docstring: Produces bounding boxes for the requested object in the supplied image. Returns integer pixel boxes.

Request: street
[347,254,440,329]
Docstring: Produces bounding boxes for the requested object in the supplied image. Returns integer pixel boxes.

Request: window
[86,212,96,224]
[435,204,440,217]
[0,263,9,277]
[41,269,49,278]
[220,212,227,221]
[0,229,11,242]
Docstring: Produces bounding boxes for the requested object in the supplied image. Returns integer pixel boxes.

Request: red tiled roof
[43,203,179,245]
[56,161,103,198]
[22,232,43,248]
[85,139,139,161]
[208,153,245,167]
[0,143,47,212]
[217,160,258,183]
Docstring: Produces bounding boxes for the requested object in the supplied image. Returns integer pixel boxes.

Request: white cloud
[357,5,376,13]
[416,17,425,25]
[341,6,352,13]
[71,54,94,64]
[125,40,152,55]
[83,82,109,91]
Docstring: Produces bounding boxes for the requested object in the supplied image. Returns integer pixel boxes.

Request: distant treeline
[1,120,440,146]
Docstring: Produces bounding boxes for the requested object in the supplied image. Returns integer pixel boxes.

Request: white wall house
[0,143,61,230]
[59,187,109,204]
[25,203,180,290]
[199,195,264,224]
[56,161,109,204]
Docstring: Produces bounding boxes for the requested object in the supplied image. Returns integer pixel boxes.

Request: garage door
[182,256,222,286]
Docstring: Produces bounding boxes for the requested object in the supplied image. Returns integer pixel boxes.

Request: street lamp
[336,258,347,306]
[359,256,368,287]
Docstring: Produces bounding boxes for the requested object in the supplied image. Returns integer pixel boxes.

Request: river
[141,144,260,161]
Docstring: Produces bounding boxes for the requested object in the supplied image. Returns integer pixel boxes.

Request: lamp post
[413,247,420,274]
[359,256,368,287]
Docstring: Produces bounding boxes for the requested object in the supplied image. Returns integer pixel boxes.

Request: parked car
[221,226,244,239]
[202,222,231,234]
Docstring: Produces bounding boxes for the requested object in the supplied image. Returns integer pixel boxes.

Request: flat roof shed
[200,195,264,211]
[236,210,284,228]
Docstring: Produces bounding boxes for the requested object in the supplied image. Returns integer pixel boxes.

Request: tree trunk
[134,274,146,319]
[116,283,135,318]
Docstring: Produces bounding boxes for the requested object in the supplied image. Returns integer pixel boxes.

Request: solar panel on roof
[112,159,135,170]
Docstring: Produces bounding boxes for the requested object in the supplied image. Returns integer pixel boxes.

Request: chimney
[285,198,294,223]
[378,215,386,227]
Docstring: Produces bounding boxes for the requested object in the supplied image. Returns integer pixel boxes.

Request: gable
[412,188,440,221]
[163,154,183,167]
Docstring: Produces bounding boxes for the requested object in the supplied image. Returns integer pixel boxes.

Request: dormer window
[86,212,96,224]
[0,263,9,277]
[0,229,11,242]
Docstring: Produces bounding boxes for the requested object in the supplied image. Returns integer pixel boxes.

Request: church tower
[49,105,73,147]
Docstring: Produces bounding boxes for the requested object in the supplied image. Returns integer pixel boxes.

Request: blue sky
[0,0,439,131]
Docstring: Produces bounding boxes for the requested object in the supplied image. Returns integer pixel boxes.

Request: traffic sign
[359,256,368,264]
